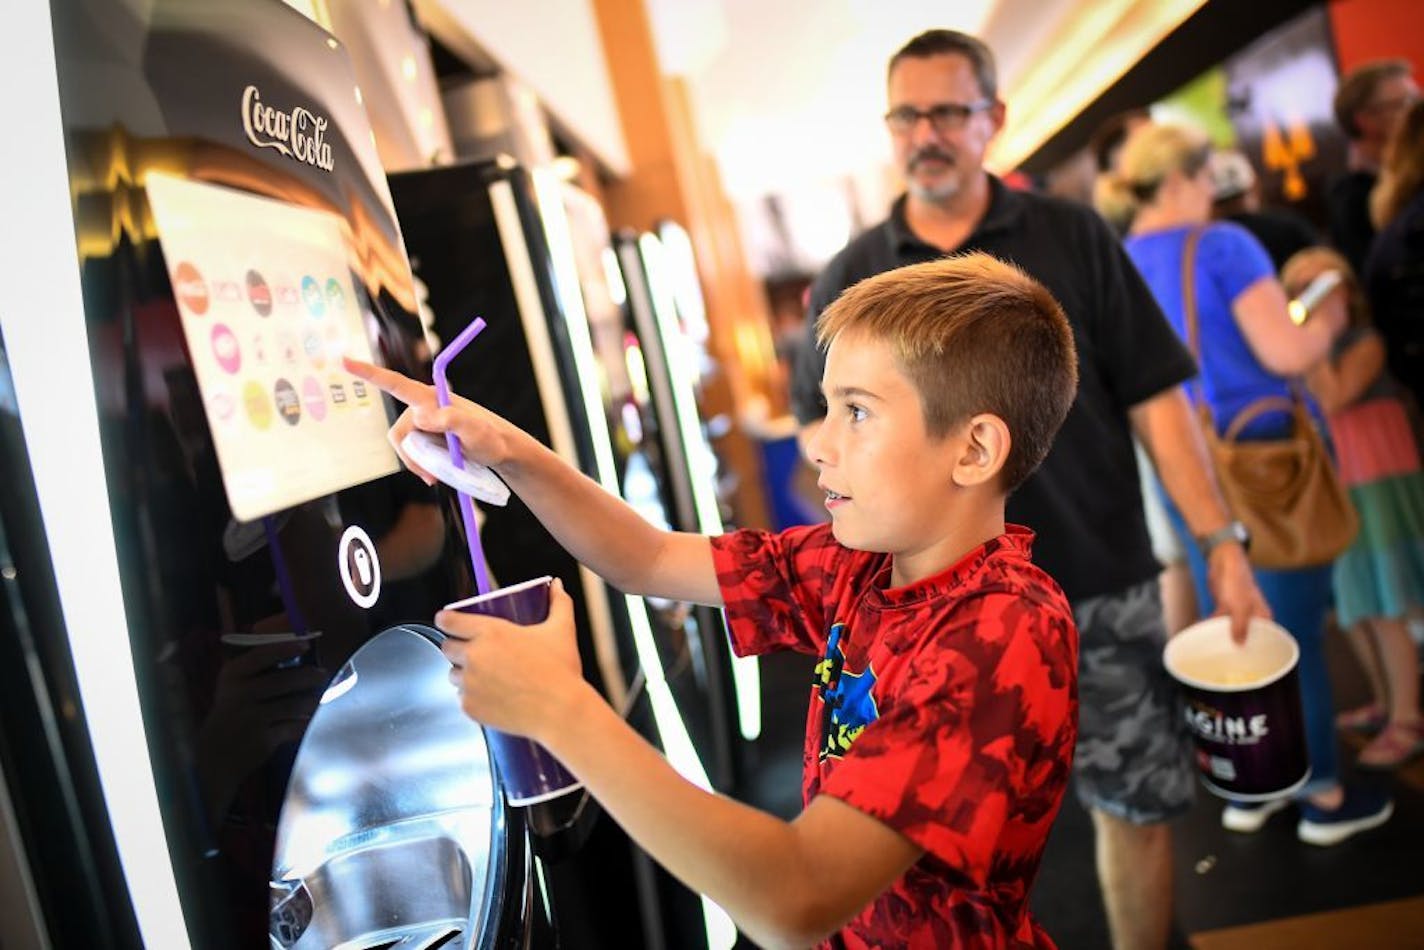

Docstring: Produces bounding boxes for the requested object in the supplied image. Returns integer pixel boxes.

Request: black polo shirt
[790,176,1198,603]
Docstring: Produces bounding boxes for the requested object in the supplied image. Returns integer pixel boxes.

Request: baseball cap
[1209,149,1256,201]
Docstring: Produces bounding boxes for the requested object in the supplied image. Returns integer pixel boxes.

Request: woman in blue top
[1096,121,1392,846]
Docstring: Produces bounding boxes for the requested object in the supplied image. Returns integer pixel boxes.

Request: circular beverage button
[211,323,241,374]
[337,525,381,608]
[247,269,273,316]
[302,375,327,421]
[302,276,325,317]
[174,261,209,315]
[274,378,301,426]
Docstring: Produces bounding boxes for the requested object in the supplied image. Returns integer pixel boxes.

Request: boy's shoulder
[867,527,1075,650]
[962,526,1073,612]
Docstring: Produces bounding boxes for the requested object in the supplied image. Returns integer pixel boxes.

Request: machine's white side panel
[0,5,188,947]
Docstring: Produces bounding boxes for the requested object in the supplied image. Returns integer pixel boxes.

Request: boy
[345,252,1080,948]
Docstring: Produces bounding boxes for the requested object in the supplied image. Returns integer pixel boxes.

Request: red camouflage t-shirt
[710,523,1078,950]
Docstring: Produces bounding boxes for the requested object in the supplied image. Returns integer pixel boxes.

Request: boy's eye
[847,403,867,422]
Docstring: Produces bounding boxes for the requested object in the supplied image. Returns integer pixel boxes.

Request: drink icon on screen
[173,262,209,315]
[276,278,300,309]
[303,331,325,368]
[242,380,273,430]
[274,378,301,426]
[301,276,325,317]
[325,277,345,311]
[209,391,236,423]
[215,280,241,303]
[277,331,299,366]
[211,323,241,374]
[246,269,273,316]
[302,376,327,421]
[328,377,349,409]
[351,379,370,405]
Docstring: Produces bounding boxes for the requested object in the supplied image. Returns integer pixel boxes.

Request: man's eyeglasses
[884,100,993,135]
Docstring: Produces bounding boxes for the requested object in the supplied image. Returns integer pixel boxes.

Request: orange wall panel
[1328,0,1424,73]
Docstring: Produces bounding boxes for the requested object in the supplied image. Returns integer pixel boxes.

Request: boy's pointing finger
[342,356,432,407]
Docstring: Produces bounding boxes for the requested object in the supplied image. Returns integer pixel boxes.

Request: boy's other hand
[342,357,517,484]
[435,579,586,739]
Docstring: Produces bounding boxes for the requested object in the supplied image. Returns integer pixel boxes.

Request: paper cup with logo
[443,576,583,807]
[1163,616,1310,801]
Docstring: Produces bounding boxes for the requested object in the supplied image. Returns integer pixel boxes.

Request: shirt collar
[867,524,1037,609]
[886,174,1025,256]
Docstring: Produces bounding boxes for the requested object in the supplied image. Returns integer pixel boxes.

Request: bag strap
[1180,227,1206,365]
[1179,227,1218,434]
[1221,396,1297,442]
[1180,227,1308,441]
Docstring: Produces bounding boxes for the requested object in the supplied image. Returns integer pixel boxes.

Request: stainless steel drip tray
[272,832,476,950]
[270,625,508,950]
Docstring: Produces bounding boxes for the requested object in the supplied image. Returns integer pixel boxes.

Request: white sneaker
[1296,786,1394,846]
[1221,797,1290,833]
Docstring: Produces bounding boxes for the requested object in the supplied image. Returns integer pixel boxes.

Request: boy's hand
[435,580,586,740]
[342,356,518,484]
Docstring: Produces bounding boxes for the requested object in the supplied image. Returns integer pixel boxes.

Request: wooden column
[591,0,777,529]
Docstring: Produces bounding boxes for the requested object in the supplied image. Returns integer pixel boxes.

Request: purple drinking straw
[262,515,308,635]
[432,316,493,595]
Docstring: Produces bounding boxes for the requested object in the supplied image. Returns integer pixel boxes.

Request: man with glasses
[1329,59,1419,273]
[791,29,1268,950]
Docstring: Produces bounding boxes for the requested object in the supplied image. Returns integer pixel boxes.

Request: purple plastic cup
[443,576,583,806]
[1164,617,1310,801]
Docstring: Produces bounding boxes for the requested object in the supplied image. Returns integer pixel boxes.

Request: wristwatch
[1197,520,1250,558]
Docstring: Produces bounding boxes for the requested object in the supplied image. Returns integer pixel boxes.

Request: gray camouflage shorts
[1072,579,1195,824]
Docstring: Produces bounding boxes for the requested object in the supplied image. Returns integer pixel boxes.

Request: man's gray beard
[907,175,960,204]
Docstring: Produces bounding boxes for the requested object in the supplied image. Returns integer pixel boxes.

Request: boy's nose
[802,419,830,465]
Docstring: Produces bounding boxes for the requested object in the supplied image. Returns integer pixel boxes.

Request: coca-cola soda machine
[0,1,623,946]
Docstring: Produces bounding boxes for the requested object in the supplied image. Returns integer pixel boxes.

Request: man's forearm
[1130,388,1232,537]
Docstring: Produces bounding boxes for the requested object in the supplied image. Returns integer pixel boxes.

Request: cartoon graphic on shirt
[816,622,879,759]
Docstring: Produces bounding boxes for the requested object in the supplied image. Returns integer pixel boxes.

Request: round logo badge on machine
[338,524,381,609]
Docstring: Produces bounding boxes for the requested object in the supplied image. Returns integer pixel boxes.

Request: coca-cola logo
[242,85,334,172]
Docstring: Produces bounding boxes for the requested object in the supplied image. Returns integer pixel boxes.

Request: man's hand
[1131,388,1271,644]
[436,579,586,739]
[1205,542,1271,644]
[343,356,522,484]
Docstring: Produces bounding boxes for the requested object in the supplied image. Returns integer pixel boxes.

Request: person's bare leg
[1342,619,1388,712]
[1158,559,1198,635]
[1093,810,1173,950]
[1371,617,1423,724]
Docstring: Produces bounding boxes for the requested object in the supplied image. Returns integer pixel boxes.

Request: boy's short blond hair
[816,253,1078,491]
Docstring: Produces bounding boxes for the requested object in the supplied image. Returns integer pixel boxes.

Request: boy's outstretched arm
[439,586,923,948]
[344,357,721,606]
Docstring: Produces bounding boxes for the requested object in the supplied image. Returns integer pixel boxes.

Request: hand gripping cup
[444,576,583,807]
[1164,616,1310,801]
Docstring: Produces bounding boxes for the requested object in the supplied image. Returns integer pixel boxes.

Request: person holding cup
[346,254,1081,948]
[1097,122,1394,844]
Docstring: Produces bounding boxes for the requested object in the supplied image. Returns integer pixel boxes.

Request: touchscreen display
[146,173,399,521]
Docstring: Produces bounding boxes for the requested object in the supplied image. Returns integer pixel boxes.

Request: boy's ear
[951,413,1011,488]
